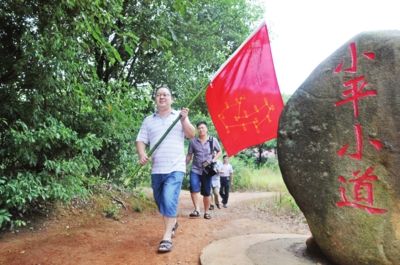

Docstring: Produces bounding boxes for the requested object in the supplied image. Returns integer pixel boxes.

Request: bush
[0,118,101,229]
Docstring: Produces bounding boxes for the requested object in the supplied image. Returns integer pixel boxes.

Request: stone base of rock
[200,233,334,265]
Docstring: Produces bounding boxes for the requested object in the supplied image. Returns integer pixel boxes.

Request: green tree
[0,0,263,229]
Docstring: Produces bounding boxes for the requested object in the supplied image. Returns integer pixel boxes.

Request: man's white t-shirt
[219,163,233,178]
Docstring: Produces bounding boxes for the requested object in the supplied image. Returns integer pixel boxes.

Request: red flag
[206,22,284,156]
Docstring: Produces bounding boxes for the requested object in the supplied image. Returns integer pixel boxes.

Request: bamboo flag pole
[123,85,207,186]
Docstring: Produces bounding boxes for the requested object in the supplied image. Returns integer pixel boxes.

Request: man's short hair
[154,85,172,98]
[196,121,207,128]
[156,84,170,90]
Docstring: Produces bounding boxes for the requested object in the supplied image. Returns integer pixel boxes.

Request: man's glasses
[156,93,171,98]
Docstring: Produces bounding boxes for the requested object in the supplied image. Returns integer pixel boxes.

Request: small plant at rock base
[103,204,121,220]
[273,191,301,214]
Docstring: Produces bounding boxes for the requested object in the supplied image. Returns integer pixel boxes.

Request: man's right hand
[138,153,149,165]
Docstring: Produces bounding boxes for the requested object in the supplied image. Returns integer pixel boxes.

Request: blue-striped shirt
[136,110,186,174]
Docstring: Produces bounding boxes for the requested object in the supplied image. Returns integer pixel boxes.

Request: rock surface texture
[278,31,400,265]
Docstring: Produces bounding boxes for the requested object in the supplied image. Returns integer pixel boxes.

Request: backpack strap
[209,136,214,159]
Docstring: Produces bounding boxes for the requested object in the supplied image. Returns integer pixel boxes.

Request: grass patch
[272,190,301,214]
[231,159,301,215]
[234,166,287,192]
[91,185,157,218]
[128,189,157,213]
[247,189,301,216]
[42,184,157,228]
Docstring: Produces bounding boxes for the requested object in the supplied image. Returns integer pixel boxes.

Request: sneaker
[216,204,221,209]
[209,205,214,210]
[223,204,227,208]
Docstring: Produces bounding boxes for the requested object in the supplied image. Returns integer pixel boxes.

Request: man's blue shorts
[151,171,184,217]
[189,171,212,196]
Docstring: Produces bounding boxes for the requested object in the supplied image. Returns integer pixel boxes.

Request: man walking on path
[136,86,195,253]
[219,155,234,208]
[186,121,222,219]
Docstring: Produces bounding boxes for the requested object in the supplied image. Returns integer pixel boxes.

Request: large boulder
[278,31,400,265]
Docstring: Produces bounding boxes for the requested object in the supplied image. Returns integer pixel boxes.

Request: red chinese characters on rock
[337,167,387,214]
[334,42,387,214]
[335,75,377,119]
[336,123,383,160]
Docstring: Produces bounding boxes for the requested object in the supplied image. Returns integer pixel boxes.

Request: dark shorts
[190,171,212,196]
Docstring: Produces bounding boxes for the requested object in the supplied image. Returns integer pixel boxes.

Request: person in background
[209,157,222,210]
[219,155,234,208]
[186,121,222,219]
[136,86,195,253]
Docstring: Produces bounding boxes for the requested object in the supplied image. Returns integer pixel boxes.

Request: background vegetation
[0,0,295,230]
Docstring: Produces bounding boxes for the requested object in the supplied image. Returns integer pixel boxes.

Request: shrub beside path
[0,191,310,265]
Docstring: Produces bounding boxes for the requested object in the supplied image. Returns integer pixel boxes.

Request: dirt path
[0,191,310,265]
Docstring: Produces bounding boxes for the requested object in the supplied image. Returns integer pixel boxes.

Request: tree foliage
[0,0,263,228]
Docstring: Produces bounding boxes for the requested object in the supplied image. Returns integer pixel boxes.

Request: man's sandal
[204,213,211,219]
[158,240,173,253]
[171,222,179,238]
[189,210,200,217]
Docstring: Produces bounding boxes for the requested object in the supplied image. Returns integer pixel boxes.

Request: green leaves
[0,0,262,230]
[0,209,12,228]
